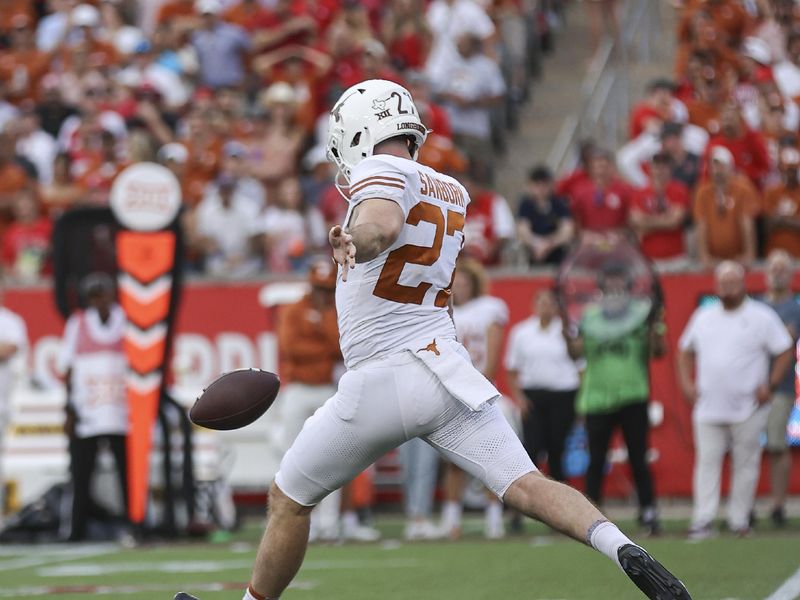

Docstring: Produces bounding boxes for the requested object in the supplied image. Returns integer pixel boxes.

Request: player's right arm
[329,199,405,280]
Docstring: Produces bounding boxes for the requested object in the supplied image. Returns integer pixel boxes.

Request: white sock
[342,510,359,529]
[588,520,635,569]
[485,500,503,525]
[244,587,275,600]
[441,501,462,528]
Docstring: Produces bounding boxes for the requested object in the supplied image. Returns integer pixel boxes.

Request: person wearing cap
[248,83,304,186]
[628,79,682,140]
[57,272,129,542]
[60,4,118,68]
[273,259,380,542]
[678,261,793,539]
[191,0,251,89]
[0,276,28,527]
[425,0,495,86]
[764,145,800,256]
[629,152,690,262]
[693,145,759,268]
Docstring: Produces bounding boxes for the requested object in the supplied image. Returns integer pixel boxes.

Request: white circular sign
[110,162,181,231]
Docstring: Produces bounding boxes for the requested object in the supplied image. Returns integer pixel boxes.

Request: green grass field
[1,518,798,600]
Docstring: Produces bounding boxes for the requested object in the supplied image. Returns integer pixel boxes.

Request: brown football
[190,369,280,431]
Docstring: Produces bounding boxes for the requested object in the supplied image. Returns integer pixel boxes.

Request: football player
[176,80,691,600]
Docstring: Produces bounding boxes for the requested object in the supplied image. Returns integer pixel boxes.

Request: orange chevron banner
[110,163,182,524]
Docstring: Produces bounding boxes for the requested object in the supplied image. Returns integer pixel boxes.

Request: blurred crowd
[7,0,800,282]
[0,0,555,281]
[539,0,800,271]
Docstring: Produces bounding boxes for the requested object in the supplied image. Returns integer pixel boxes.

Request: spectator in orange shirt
[179,108,222,206]
[0,0,35,34]
[694,146,758,268]
[678,0,751,49]
[675,9,741,80]
[764,145,800,257]
[0,15,53,104]
[156,0,199,35]
[222,0,275,32]
[687,70,728,134]
[629,152,690,261]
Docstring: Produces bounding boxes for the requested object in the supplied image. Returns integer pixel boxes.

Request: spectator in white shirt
[194,171,262,278]
[678,261,794,539]
[773,30,800,101]
[425,0,495,84]
[432,32,505,177]
[12,109,58,185]
[0,278,28,525]
[506,289,580,482]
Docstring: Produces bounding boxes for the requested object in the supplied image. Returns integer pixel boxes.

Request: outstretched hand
[329,225,356,281]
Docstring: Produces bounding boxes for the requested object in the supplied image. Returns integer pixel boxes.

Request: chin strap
[334,170,351,201]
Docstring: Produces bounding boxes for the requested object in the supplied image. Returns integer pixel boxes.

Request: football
[190,369,281,431]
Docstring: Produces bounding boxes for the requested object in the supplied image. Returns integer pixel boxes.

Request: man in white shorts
[175,80,692,600]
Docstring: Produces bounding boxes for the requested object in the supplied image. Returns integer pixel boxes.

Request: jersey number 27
[373,201,464,307]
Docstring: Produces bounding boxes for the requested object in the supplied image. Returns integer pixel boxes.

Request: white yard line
[38,557,420,577]
[0,544,119,573]
[764,567,800,600]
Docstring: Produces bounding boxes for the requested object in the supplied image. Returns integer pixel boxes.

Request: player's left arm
[329,198,405,279]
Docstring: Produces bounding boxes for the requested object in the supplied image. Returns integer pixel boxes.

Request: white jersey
[337,154,469,368]
[453,296,509,374]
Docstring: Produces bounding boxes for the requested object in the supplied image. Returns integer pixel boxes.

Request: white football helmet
[326,79,428,183]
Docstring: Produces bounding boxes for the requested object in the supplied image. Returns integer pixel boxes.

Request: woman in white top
[506,289,580,482]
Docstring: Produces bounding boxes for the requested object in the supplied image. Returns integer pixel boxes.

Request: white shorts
[275,351,536,506]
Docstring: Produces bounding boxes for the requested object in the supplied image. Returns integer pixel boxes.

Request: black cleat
[618,544,692,600]
[174,593,199,600]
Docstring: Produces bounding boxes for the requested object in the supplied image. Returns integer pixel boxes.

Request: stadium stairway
[495,2,679,204]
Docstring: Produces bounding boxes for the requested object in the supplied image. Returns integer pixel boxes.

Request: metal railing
[547,0,663,175]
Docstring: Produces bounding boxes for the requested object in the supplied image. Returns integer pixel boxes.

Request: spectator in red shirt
[381,0,432,71]
[705,101,771,189]
[629,78,678,139]
[2,189,52,281]
[629,152,690,261]
[459,165,516,265]
[555,138,595,203]
[570,148,633,232]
